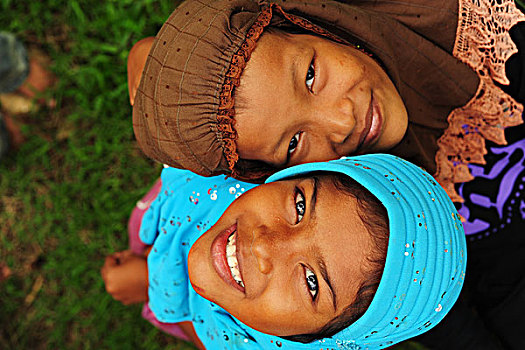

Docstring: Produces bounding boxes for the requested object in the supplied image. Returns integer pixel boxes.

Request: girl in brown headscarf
[131,0,523,200]
[128,0,525,348]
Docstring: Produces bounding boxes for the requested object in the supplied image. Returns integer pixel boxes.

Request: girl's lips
[355,95,373,152]
[361,95,383,149]
[210,223,245,293]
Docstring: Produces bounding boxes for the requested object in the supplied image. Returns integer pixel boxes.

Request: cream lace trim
[435,0,525,202]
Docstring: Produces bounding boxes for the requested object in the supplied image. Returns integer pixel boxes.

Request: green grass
[0,1,426,349]
[0,0,192,349]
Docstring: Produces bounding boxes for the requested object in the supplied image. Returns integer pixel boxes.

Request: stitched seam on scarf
[173,2,225,173]
[145,2,210,169]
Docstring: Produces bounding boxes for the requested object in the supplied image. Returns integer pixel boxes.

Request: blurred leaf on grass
[0,0,190,349]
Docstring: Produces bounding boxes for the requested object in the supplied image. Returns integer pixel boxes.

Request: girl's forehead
[250,30,325,59]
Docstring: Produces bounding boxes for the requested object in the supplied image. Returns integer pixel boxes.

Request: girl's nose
[250,226,276,275]
[325,97,356,144]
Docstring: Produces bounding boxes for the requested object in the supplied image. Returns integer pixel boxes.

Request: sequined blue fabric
[141,154,467,349]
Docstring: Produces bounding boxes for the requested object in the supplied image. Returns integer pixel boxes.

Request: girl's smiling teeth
[226,232,244,288]
[209,223,245,293]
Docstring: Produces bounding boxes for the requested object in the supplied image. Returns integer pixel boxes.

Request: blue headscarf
[140,154,466,349]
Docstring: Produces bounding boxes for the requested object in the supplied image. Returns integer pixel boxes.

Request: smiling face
[234,30,408,168]
[187,175,374,336]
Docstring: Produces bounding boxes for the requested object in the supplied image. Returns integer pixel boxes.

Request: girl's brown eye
[305,59,315,91]
[288,132,301,156]
[304,266,319,299]
[294,187,305,223]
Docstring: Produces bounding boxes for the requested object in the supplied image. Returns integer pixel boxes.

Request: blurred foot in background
[0,263,11,283]
[0,31,56,160]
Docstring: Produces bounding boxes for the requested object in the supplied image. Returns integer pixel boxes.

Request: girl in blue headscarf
[102,154,466,349]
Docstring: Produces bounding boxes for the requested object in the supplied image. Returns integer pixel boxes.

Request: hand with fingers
[101,250,149,305]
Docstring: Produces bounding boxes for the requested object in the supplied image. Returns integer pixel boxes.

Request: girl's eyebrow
[274,133,288,167]
[281,56,303,167]
[310,177,336,311]
[291,51,300,94]
[310,176,319,221]
[317,255,337,312]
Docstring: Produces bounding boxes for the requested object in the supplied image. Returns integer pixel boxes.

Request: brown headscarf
[133,0,523,199]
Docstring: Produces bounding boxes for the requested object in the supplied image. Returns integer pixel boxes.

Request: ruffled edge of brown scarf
[217,5,274,176]
[435,0,525,202]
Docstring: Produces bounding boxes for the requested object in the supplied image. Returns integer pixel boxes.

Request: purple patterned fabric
[457,135,525,239]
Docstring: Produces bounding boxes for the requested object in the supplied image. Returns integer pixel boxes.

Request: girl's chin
[190,279,224,309]
[187,241,206,292]
[187,261,213,302]
[187,236,220,303]
[190,281,206,296]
